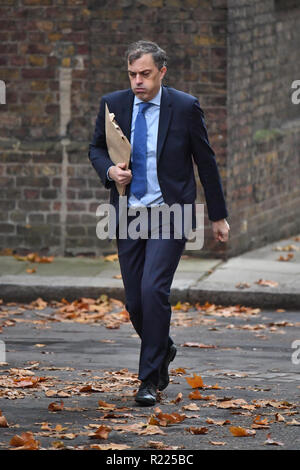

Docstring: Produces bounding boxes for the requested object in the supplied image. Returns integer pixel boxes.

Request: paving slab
[0,235,299,309]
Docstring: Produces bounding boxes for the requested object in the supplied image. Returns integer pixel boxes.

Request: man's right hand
[108,162,132,185]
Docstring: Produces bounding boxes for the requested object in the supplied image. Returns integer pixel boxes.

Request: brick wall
[0,0,94,255]
[0,0,298,258]
[0,0,228,257]
[88,0,228,257]
[227,0,300,255]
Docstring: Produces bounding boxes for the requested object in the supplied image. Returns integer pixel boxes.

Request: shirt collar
[134,86,162,107]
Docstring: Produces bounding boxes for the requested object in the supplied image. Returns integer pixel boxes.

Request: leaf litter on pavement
[0,296,299,449]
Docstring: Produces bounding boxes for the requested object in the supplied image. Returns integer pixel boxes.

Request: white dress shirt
[107,87,164,207]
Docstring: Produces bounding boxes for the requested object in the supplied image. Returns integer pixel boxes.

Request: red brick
[22,68,55,79]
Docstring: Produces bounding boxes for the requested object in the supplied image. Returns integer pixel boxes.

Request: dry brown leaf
[195,302,260,318]
[216,398,251,409]
[115,309,130,322]
[0,414,8,428]
[182,403,200,411]
[189,390,208,400]
[182,342,216,349]
[10,431,40,450]
[150,411,186,427]
[9,368,35,377]
[0,248,14,255]
[10,435,25,447]
[26,268,36,274]
[274,244,299,252]
[103,253,118,262]
[252,415,269,429]
[12,375,47,388]
[277,254,294,261]
[235,282,251,289]
[45,390,58,397]
[40,255,54,263]
[79,384,96,393]
[206,418,230,426]
[210,383,222,390]
[210,441,226,446]
[54,424,67,432]
[148,415,160,426]
[286,419,300,426]
[185,426,208,435]
[229,426,256,437]
[252,423,270,429]
[60,433,77,440]
[224,371,248,377]
[264,433,284,446]
[98,399,116,410]
[253,399,295,409]
[255,279,279,287]
[172,301,192,312]
[174,367,187,374]
[185,373,204,389]
[14,252,53,263]
[40,422,51,430]
[113,423,147,434]
[102,411,133,420]
[138,425,166,436]
[90,443,131,450]
[113,419,165,436]
[89,425,111,440]
[30,298,48,310]
[146,440,167,449]
[51,441,65,449]
[170,392,183,404]
[48,400,64,412]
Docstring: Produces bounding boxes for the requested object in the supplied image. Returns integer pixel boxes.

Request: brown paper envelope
[105,103,131,196]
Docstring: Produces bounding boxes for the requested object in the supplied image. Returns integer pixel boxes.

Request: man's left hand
[212,219,230,243]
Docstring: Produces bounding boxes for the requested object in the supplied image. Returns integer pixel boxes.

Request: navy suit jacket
[88,85,228,237]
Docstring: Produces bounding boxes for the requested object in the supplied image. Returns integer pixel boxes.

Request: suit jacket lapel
[118,89,134,198]
[157,85,172,164]
[120,89,134,142]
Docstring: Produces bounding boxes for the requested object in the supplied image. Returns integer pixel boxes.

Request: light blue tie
[131,102,152,200]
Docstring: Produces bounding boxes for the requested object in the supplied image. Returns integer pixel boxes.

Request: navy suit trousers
[116,207,187,386]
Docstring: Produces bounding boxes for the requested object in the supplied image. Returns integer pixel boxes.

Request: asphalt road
[0,300,300,451]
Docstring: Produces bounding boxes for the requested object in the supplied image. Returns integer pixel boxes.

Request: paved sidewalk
[0,235,299,309]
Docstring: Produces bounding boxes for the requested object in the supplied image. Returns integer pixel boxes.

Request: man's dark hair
[125,40,167,70]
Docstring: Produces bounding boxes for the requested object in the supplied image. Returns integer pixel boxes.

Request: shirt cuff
[106,166,114,181]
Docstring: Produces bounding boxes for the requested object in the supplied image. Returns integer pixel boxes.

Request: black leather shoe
[158,344,177,391]
[135,380,157,406]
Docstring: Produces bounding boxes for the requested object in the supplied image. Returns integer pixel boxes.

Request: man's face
[127,53,167,102]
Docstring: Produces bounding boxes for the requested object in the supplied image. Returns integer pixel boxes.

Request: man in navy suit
[89,40,229,406]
